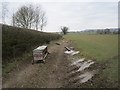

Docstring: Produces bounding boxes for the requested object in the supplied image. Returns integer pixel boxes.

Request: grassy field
[64,33,118,87]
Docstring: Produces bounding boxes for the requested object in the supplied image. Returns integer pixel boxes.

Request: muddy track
[3,41,70,88]
[3,40,99,88]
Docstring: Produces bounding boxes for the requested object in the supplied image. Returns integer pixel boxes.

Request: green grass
[103,57,118,81]
[64,33,118,87]
[65,33,118,61]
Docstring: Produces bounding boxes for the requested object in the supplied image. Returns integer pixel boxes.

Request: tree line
[2,3,47,31]
[12,4,47,31]
[79,28,119,34]
[96,28,119,34]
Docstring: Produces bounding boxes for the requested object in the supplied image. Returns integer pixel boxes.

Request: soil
[2,40,70,88]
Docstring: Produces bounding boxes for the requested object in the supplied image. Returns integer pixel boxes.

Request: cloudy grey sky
[0,0,118,32]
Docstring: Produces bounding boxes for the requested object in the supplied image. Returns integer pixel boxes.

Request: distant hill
[68,28,119,34]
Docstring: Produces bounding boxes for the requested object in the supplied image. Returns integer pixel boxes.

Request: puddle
[68,58,85,73]
[68,70,96,84]
[79,71,96,83]
[71,51,79,56]
[69,59,95,74]
[71,58,85,66]
[77,60,94,72]
[64,50,79,56]
[64,50,74,54]
[65,46,97,84]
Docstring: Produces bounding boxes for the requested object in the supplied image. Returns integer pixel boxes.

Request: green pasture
[64,33,118,61]
[64,33,118,87]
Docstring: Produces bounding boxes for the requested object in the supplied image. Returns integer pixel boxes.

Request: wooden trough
[32,45,48,64]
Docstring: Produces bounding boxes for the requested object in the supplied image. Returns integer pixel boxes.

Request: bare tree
[14,6,29,28]
[12,11,15,26]
[2,2,8,24]
[13,4,47,31]
[61,26,69,35]
[34,6,47,31]
[40,11,47,31]
[13,5,35,29]
[34,6,42,30]
[28,5,35,29]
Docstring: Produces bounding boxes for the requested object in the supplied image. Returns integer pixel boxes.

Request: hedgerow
[2,25,62,64]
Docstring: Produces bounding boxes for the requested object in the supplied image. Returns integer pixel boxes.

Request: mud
[71,58,85,66]
[3,40,98,88]
[79,70,96,83]
[77,60,94,72]
[64,49,97,87]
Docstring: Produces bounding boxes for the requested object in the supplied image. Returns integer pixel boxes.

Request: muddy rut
[3,40,97,88]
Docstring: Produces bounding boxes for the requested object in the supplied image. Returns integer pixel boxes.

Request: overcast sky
[0,0,118,32]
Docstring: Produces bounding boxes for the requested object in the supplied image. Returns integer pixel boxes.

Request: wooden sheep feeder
[32,45,48,64]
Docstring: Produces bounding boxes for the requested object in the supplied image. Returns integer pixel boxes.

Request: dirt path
[3,40,99,88]
[3,41,70,88]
